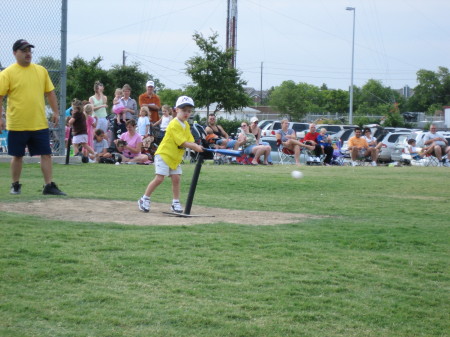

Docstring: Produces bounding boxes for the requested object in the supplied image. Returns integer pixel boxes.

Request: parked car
[257,120,274,130]
[390,134,410,162]
[378,131,412,162]
[261,121,309,138]
[316,124,357,135]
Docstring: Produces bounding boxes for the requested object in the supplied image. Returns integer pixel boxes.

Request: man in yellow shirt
[347,127,377,167]
[0,39,65,195]
[138,96,203,214]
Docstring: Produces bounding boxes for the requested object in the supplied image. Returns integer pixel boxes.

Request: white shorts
[72,134,88,144]
[154,155,182,176]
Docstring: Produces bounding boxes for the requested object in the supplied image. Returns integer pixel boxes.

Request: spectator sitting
[236,122,271,165]
[303,123,333,165]
[93,129,113,162]
[204,113,236,149]
[113,119,149,164]
[362,127,381,163]
[317,127,334,165]
[407,139,425,161]
[276,118,314,166]
[347,127,377,166]
[205,128,221,147]
[423,124,450,166]
[249,116,273,164]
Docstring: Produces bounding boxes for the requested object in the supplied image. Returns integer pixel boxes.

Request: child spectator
[138,96,203,214]
[84,103,96,152]
[153,104,173,142]
[137,106,151,138]
[317,127,333,165]
[407,139,424,160]
[69,99,95,158]
[112,88,126,125]
[205,128,221,147]
[93,129,112,162]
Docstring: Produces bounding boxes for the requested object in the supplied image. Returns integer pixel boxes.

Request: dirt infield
[0,199,321,226]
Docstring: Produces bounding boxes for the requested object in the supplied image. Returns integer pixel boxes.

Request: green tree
[268,81,322,120]
[158,88,184,107]
[108,63,150,100]
[185,32,251,113]
[321,89,348,114]
[408,67,450,113]
[66,56,110,107]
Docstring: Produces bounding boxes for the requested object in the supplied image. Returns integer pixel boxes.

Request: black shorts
[8,129,52,157]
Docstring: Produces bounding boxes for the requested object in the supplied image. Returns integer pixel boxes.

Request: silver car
[378,131,411,162]
[390,134,410,162]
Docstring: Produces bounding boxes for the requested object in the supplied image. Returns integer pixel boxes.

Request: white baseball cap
[146,80,155,87]
[175,96,195,108]
[250,116,259,124]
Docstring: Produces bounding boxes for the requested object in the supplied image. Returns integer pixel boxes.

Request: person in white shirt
[423,124,450,166]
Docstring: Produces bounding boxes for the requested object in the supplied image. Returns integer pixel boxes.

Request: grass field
[0,162,449,337]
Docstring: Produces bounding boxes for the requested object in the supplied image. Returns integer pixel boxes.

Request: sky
[2,0,450,92]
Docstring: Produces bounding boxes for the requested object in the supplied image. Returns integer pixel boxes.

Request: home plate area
[0,199,322,226]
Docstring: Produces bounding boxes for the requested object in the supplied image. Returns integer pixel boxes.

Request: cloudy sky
[2,0,449,92]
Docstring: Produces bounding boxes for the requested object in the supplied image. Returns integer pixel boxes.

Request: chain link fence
[0,0,67,155]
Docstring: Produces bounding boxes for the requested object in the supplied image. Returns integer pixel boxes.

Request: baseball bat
[203,148,243,157]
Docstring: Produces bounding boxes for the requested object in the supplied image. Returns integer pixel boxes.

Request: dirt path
[0,199,320,226]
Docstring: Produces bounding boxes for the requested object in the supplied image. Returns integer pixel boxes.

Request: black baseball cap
[13,39,35,52]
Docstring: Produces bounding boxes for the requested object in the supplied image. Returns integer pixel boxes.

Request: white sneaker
[438,162,443,167]
[351,161,358,167]
[171,201,183,213]
[138,196,150,212]
[371,161,377,167]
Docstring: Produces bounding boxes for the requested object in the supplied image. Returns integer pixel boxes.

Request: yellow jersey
[0,63,54,131]
[155,118,194,169]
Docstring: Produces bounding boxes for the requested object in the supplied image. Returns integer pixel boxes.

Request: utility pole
[260,62,263,106]
[226,0,237,68]
[122,50,127,66]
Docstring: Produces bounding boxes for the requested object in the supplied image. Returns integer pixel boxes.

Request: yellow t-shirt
[0,63,54,131]
[155,118,194,169]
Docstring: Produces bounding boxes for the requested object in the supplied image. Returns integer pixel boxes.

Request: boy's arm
[182,142,203,153]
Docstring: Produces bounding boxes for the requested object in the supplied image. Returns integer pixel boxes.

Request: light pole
[346,6,355,124]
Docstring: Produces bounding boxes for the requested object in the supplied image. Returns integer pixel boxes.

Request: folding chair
[302,147,324,165]
[278,145,296,164]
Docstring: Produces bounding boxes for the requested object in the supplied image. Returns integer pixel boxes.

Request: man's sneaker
[351,161,358,167]
[371,161,377,167]
[438,162,443,167]
[171,201,183,214]
[138,196,150,213]
[10,182,22,195]
[43,182,66,196]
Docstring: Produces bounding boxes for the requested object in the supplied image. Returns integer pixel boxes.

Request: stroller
[188,122,214,162]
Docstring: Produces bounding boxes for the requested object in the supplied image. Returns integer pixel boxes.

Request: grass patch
[0,162,449,336]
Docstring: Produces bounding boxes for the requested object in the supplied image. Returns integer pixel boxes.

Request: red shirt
[303,132,319,143]
[138,93,161,123]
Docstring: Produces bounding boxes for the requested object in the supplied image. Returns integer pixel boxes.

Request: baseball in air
[291,170,303,179]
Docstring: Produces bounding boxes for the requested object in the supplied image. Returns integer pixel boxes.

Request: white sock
[172,199,180,204]
[142,195,150,200]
